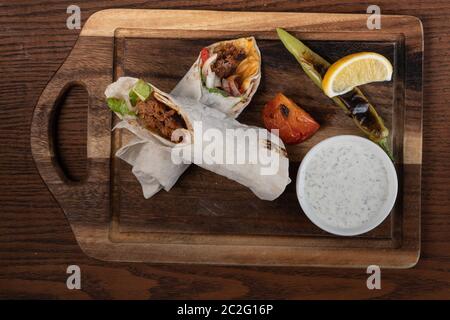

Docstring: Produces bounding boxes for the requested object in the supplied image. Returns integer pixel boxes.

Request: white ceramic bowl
[296,135,398,236]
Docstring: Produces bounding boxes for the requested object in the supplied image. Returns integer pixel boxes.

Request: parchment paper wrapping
[105,77,191,198]
[105,77,290,200]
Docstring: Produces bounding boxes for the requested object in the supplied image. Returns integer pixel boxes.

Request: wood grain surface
[30,10,422,267]
[0,0,449,299]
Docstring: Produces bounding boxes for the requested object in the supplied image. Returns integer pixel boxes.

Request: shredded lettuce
[129,90,139,106]
[106,97,136,116]
[200,72,206,84]
[207,87,229,97]
[129,79,152,105]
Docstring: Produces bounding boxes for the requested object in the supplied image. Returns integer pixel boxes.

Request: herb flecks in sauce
[302,141,389,229]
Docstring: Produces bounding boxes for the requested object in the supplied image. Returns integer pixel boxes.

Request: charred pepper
[277,28,392,159]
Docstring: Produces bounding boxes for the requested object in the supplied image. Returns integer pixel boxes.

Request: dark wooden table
[1,0,449,299]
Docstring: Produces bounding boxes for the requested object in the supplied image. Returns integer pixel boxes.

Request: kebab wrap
[171,37,261,117]
[105,77,191,198]
[105,77,290,200]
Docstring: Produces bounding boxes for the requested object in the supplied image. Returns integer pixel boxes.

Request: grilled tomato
[262,93,319,144]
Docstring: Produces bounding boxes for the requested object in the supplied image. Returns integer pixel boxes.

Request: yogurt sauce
[297,135,397,234]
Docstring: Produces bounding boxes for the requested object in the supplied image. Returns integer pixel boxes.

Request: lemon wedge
[322,52,393,98]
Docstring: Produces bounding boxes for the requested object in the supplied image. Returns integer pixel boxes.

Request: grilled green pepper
[276,28,393,159]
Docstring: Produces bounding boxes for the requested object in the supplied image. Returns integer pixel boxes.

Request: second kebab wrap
[105,77,290,200]
[171,37,261,117]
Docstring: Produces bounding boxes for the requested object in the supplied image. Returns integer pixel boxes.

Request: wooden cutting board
[30,9,423,267]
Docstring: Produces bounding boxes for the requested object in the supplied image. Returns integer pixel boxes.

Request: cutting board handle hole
[51,83,88,182]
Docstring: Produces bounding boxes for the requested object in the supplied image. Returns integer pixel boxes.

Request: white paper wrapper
[115,136,189,198]
[105,77,290,200]
[171,37,261,117]
[169,96,290,200]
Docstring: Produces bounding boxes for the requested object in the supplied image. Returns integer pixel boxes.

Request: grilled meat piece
[211,43,246,79]
[136,98,186,141]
